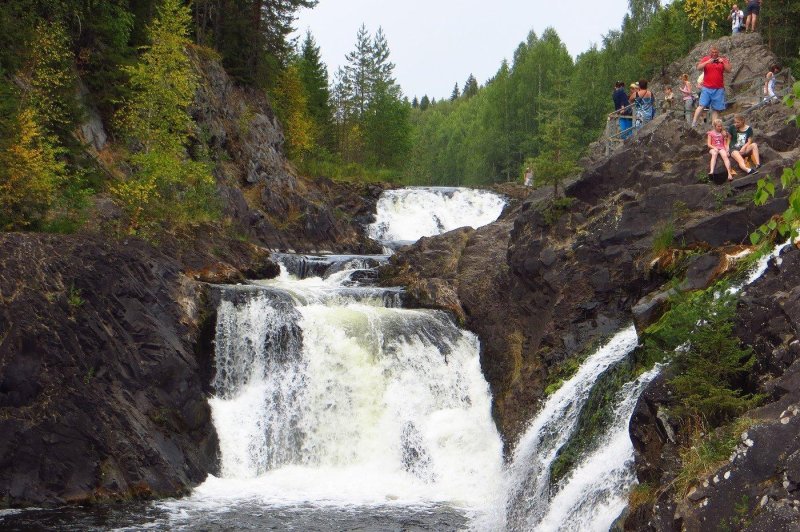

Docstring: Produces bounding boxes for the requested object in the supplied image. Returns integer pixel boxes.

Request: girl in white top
[764,65,780,101]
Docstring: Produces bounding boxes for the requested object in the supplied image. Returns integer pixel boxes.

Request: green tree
[639,2,695,77]
[271,63,314,160]
[531,94,582,196]
[463,74,478,98]
[297,31,332,149]
[419,94,431,110]
[332,24,410,168]
[364,81,411,167]
[25,20,80,139]
[192,0,316,86]
[450,83,460,101]
[114,0,216,233]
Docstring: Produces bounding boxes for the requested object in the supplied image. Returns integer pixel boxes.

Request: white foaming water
[492,326,639,531]
[535,364,662,532]
[198,262,504,513]
[368,187,506,245]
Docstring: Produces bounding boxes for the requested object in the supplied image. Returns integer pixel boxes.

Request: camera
[712,58,720,63]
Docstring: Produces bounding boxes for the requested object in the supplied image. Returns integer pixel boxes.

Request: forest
[0,0,798,233]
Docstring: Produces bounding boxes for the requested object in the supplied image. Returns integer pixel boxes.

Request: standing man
[612,81,632,140]
[728,4,744,33]
[745,0,761,32]
[523,167,533,187]
[691,46,731,128]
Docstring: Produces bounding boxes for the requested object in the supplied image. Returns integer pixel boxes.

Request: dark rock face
[0,234,217,506]
[625,246,800,531]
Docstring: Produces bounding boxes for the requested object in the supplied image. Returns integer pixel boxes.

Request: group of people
[706,114,761,181]
[728,1,761,34]
[609,41,775,183]
[611,80,658,139]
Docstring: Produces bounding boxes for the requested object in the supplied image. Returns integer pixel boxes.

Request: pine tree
[419,95,430,110]
[333,24,409,167]
[411,96,419,108]
[450,83,460,101]
[297,30,332,148]
[463,74,479,98]
[342,24,374,118]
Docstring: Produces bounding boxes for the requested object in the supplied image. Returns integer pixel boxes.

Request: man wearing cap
[691,46,730,128]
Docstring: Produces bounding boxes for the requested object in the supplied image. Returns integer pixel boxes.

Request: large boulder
[0,234,217,506]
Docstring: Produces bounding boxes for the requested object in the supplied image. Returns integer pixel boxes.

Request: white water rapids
[205,273,505,508]
[368,187,506,246]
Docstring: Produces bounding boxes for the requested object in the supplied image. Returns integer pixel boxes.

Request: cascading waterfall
[492,326,643,531]
[368,187,506,246]
[202,258,504,514]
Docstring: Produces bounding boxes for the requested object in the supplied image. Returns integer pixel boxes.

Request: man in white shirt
[728,4,744,33]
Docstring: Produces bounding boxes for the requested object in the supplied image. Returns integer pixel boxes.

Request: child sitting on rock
[728,114,760,175]
[707,118,733,181]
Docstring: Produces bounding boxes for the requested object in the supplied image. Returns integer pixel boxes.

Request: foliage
[331,25,411,169]
[668,293,761,426]
[531,96,582,196]
[760,0,800,72]
[270,63,314,160]
[674,417,755,495]
[113,0,217,234]
[683,0,730,36]
[0,108,68,230]
[749,81,800,245]
[193,0,317,86]
[297,31,333,149]
[639,1,697,77]
[25,20,81,139]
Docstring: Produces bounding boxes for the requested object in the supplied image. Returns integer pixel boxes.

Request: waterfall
[496,326,640,530]
[204,259,504,509]
[471,327,661,532]
[368,187,506,247]
[534,364,661,531]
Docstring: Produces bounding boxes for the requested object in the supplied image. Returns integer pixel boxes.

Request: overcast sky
[293,0,632,101]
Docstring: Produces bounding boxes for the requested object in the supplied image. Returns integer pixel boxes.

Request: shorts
[698,87,726,111]
[747,2,760,15]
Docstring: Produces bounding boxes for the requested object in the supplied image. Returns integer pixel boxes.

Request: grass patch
[652,221,675,254]
[628,482,657,512]
[67,283,84,308]
[675,417,755,495]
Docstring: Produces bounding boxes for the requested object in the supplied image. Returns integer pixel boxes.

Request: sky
[292,0,632,101]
